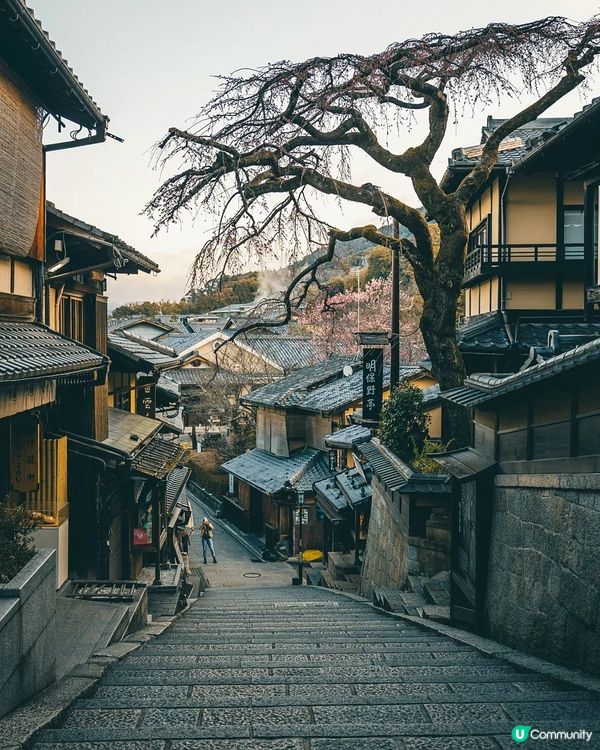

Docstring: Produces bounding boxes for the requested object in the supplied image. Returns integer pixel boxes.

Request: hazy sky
[34,0,600,307]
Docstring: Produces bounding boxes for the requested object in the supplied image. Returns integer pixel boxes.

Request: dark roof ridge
[119,330,178,357]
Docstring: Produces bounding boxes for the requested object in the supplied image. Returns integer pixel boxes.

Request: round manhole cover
[243,572,261,578]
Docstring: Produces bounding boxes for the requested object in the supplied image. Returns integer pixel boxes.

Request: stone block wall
[486,474,600,675]
[0,548,57,717]
[360,477,408,599]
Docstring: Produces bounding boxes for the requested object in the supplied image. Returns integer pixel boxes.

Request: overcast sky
[34,0,600,308]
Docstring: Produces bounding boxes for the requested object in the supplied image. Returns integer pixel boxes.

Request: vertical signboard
[11,414,40,492]
[362,347,384,421]
[136,376,156,419]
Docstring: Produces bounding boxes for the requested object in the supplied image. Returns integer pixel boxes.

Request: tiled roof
[313,476,348,521]
[458,315,600,357]
[154,316,194,334]
[238,336,322,372]
[447,117,570,169]
[156,330,219,354]
[359,439,450,495]
[514,321,600,353]
[0,322,107,384]
[431,447,495,479]
[0,0,106,128]
[46,204,159,274]
[166,466,191,514]
[222,447,332,495]
[243,357,419,414]
[442,336,600,408]
[108,317,173,335]
[325,425,372,448]
[103,407,161,455]
[457,312,512,354]
[108,333,180,370]
[336,466,372,508]
[161,368,246,388]
[442,101,600,192]
[132,437,187,481]
[242,356,359,408]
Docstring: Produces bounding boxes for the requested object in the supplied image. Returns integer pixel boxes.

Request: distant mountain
[289,220,417,279]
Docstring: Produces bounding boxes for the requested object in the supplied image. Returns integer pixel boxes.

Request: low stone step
[422,604,451,623]
[407,574,428,597]
[423,579,451,607]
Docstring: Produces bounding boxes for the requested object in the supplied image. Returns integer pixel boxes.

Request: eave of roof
[0,321,108,385]
[442,335,600,407]
[359,438,450,494]
[0,0,106,129]
[47,203,159,274]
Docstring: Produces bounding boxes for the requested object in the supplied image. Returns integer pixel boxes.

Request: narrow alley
[186,492,295,590]
[27,517,600,749]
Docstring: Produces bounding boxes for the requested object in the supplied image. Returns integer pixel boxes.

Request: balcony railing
[464,243,584,282]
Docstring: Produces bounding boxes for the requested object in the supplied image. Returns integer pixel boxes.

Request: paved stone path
[31,584,600,749]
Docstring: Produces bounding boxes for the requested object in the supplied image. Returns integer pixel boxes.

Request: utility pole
[390,219,401,389]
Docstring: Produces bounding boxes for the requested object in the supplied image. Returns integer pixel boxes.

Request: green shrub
[411,438,453,474]
[377,383,430,464]
[0,498,39,583]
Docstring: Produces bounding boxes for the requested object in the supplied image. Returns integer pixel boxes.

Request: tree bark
[414,222,472,447]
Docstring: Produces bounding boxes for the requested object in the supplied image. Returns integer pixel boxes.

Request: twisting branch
[145,14,600,405]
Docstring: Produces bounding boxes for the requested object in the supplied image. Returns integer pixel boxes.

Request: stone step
[407,574,428,597]
[75,688,593,710]
[111,651,491,670]
[101,663,522,686]
[136,642,470,657]
[423,578,451,607]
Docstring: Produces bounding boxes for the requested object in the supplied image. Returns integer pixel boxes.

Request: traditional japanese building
[440,338,600,675]
[41,205,189,581]
[442,102,600,373]
[0,0,111,586]
[221,357,440,557]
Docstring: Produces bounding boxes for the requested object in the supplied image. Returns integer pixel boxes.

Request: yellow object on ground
[302,549,323,563]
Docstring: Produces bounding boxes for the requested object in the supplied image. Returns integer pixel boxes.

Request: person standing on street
[200,517,217,564]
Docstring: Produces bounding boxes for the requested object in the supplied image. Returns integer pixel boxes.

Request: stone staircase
[319,551,361,594]
[374,570,451,622]
[29,585,600,748]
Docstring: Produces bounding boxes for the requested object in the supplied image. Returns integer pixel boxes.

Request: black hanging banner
[362,347,384,421]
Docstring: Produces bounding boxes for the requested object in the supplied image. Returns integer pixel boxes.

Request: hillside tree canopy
[146,16,600,437]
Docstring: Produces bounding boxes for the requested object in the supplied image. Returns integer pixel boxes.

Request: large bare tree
[146,16,600,438]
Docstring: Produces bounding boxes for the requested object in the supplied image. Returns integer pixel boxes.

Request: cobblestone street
[30,582,600,749]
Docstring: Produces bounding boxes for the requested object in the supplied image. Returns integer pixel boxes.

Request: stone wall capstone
[486,474,600,675]
[0,548,56,717]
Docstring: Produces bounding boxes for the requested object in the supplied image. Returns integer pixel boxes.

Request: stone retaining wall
[360,477,408,599]
[0,548,56,717]
[486,474,600,675]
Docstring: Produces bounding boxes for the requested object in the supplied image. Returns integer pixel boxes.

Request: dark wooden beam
[583,181,597,322]
[555,175,564,310]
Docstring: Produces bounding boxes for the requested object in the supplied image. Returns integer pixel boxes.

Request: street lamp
[282,480,305,586]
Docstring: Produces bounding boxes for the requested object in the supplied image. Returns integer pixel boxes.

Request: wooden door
[450,474,493,631]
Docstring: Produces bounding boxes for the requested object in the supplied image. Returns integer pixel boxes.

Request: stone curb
[316,585,600,697]
[0,617,179,749]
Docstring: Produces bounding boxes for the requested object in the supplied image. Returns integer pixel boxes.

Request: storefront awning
[166,466,191,514]
[131,437,188,480]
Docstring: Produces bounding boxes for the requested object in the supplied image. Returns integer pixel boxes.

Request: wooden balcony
[464,243,584,283]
